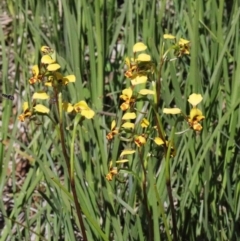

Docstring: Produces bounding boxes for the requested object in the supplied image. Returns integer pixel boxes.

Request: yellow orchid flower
[141,118,149,128]
[29,65,42,84]
[178,38,190,55]
[106,120,119,140]
[74,101,95,119]
[18,102,32,122]
[120,88,135,111]
[124,57,138,79]
[163,93,204,132]
[188,108,205,131]
[105,161,118,181]
[187,93,205,131]
[163,33,190,57]
[105,159,129,181]
[135,135,146,147]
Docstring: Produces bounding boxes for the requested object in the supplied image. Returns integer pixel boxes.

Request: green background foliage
[1,0,240,240]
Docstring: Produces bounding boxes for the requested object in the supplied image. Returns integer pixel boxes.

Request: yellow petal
[32,65,39,77]
[62,102,74,112]
[135,135,146,147]
[47,63,61,71]
[119,93,128,101]
[116,159,129,163]
[179,38,190,45]
[138,89,154,95]
[196,115,205,121]
[122,87,133,98]
[120,150,136,157]
[189,108,204,121]
[81,109,95,119]
[32,91,49,100]
[45,81,52,87]
[34,104,50,113]
[106,173,113,181]
[125,57,131,67]
[133,42,147,52]
[121,122,135,129]
[63,75,76,84]
[163,108,181,114]
[141,118,149,128]
[122,112,136,120]
[41,46,53,54]
[41,55,55,64]
[111,120,117,130]
[163,34,176,39]
[192,122,203,132]
[154,137,164,146]
[120,102,130,111]
[74,100,89,110]
[23,102,29,112]
[73,101,95,119]
[137,53,151,61]
[18,114,25,122]
[188,93,203,107]
[131,76,148,85]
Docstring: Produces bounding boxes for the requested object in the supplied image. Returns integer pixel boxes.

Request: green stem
[139,149,153,241]
[154,47,179,239]
[152,46,177,240]
[140,159,153,241]
[154,186,172,241]
[56,91,88,241]
[156,57,165,105]
[165,124,178,241]
[166,179,177,241]
[155,45,171,106]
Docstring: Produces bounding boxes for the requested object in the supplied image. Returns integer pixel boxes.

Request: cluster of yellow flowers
[163,93,205,131]
[105,35,204,181]
[18,46,94,122]
[106,42,155,180]
[18,40,204,182]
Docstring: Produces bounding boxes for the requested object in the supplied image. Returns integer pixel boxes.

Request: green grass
[1,0,240,240]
